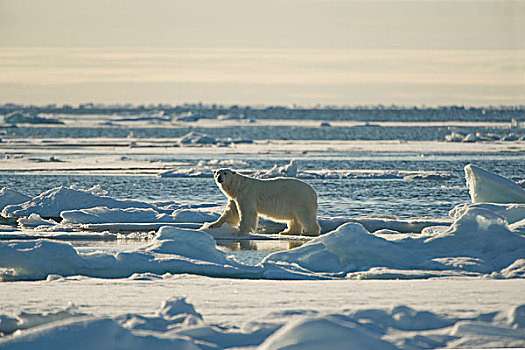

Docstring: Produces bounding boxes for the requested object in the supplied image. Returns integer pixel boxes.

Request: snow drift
[1,186,160,219]
[0,297,524,349]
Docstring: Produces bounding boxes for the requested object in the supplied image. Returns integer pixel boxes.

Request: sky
[0,0,524,106]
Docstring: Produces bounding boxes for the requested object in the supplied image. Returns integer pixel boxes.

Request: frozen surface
[1,106,525,348]
[0,188,30,211]
[465,164,525,204]
[2,186,160,218]
[265,204,525,279]
[0,283,524,349]
[1,200,524,281]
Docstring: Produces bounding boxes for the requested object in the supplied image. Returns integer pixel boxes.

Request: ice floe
[263,203,525,279]
[3,112,63,125]
[1,200,524,281]
[177,131,253,147]
[1,163,525,281]
[0,188,30,211]
[158,159,452,180]
[0,297,523,349]
[0,226,262,281]
[255,159,298,178]
[445,131,524,142]
[1,186,161,219]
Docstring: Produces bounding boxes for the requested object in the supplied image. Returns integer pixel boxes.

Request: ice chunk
[0,188,31,211]
[258,314,397,350]
[263,222,409,274]
[465,164,525,203]
[179,131,217,145]
[0,303,85,336]
[264,204,525,279]
[157,168,211,178]
[60,207,218,227]
[61,207,169,224]
[4,112,63,125]
[18,214,56,228]
[445,131,466,142]
[2,186,159,218]
[257,159,298,178]
[174,112,214,122]
[0,317,197,350]
[0,227,261,281]
[450,203,525,224]
[170,209,218,223]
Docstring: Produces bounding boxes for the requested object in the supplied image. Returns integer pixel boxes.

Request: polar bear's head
[214,168,243,197]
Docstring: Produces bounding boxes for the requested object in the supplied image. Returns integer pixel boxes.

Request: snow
[2,186,160,218]
[445,131,523,143]
[178,131,254,147]
[0,292,523,349]
[264,203,525,279]
[18,214,56,228]
[158,159,452,180]
[465,164,525,204]
[255,159,298,178]
[0,188,31,211]
[258,314,398,350]
[1,200,524,281]
[3,112,63,125]
[1,141,525,348]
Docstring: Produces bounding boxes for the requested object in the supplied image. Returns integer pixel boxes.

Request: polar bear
[208,169,321,236]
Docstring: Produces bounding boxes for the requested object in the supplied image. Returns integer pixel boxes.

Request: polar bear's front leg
[208,199,240,229]
[236,198,258,235]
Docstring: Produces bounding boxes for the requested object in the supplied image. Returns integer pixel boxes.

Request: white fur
[208,169,321,236]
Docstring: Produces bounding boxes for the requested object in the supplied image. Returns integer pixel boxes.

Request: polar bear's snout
[214,170,224,183]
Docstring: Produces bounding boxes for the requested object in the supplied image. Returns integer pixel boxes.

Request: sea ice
[264,203,525,279]
[157,160,451,180]
[0,188,30,211]
[465,164,525,204]
[18,214,56,228]
[258,314,397,350]
[0,226,261,281]
[256,159,298,178]
[61,207,169,224]
[1,201,524,281]
[3,112,63,125]
[179,131,218,145]
[2,186,160,218]
[1,297,523,349]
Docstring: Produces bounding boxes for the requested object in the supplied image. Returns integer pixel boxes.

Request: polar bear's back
[244,177,317,221]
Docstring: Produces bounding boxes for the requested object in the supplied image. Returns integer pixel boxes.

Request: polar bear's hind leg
[296,207,321,236]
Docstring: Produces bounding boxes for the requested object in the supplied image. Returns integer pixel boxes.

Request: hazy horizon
[1,0,524,106]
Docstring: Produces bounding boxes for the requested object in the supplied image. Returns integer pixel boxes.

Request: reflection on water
[218,239,305,252]
[69,237,303,266]
[218,239,306,265]
[71,239,151,254]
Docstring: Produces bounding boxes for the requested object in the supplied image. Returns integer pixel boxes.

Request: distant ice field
[3,123,523,141]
